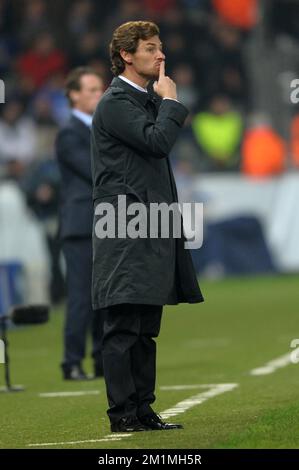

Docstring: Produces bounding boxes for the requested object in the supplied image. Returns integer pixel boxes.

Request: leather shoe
[139,413,183,430]
[63,365,95,381]
[110,416,150,432]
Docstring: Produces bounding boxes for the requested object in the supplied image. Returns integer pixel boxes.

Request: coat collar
[110,76,160,107]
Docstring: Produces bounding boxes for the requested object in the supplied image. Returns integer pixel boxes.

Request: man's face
[126,36,165,80]
[71,74,104,114]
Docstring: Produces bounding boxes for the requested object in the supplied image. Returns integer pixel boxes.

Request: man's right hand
[153,61,177,100]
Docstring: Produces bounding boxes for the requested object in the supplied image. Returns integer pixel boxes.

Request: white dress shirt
[72,109,93,128]
[118,75,178,102]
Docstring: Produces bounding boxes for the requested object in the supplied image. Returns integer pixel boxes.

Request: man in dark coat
[56,67,104,380]
[91,21,204,431]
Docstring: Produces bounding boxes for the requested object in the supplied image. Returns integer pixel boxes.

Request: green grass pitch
[1,274,299,449]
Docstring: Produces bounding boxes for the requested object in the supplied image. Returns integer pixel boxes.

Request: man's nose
[157,50,165,60]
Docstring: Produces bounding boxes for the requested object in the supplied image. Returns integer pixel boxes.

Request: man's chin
[152,69,160,79]
[144,70,159,81]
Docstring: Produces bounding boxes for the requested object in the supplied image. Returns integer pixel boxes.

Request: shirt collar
[72,109,93,128]
[118,75,148,93]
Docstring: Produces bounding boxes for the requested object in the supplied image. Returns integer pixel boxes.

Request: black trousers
[102,304,163,423]
[62,238,103,370]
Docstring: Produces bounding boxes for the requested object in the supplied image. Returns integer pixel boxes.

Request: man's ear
[120,49,132,65]
[70,89,79,104]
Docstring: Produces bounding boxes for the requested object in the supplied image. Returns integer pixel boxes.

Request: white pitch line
[28,383,238,447]
[39,391,100,398]
[249,352,294,376]
[160,383,238,419]
[27,437,127,447]
[160,384,223,391]
[38,387,202,397]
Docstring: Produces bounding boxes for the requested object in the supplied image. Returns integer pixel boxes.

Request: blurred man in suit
[56,67,104,380]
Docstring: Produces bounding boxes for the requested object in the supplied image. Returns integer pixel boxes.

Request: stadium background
[1,0,299,450]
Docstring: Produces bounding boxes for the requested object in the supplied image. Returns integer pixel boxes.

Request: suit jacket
[56,115,93,239]
[91,76,204,308]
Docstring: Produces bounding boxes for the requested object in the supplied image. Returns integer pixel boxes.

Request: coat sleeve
[55,128,92,184]
[98,95,188,159]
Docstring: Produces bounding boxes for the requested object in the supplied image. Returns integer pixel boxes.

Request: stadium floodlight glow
[0,305,49,393]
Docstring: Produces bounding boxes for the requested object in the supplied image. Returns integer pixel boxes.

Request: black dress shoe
[63,365,95,381]
[110,416,150,432]
[139,413,183,430]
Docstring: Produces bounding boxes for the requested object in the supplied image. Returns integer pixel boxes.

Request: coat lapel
[110,77,161,118]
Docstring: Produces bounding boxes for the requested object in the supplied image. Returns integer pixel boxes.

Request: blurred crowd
[1,0,299,301]
[0,0,254,178]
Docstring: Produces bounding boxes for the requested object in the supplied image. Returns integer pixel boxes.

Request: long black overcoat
[91,77,204,309]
